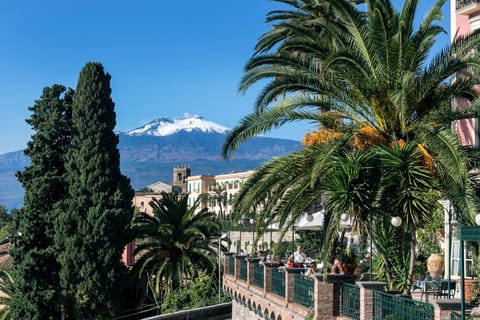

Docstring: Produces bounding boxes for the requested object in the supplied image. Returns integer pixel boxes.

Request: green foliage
[0,270,14,320]
[0,270,15,320]
[297,230,323,258]
[274,241,291,259]
[137,187,154,193]
[56,62,134,319]
[305,311,314,320]
[221,0,480,295]
[12,84,73,319]
[131,192,221,302]
[160,274,228,314]
[0,205,12,228]
[0,206,14,240]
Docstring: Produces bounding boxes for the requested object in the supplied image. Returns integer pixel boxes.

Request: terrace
[223,253,467,320]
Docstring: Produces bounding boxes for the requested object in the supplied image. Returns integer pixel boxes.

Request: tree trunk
[404,225,417,295]
[375,243,394,287]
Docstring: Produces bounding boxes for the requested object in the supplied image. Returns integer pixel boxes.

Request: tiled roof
[0,241,12,271]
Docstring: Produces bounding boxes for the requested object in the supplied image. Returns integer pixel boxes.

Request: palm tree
[208,187,228,220]
[131,192,221,298]
[0,270,13,320]
[222,0,480,293]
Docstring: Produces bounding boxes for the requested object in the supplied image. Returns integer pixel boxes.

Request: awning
[294,210,325,230]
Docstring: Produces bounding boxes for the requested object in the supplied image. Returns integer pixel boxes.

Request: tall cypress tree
[12,84,73,319]
[57,62,134,318]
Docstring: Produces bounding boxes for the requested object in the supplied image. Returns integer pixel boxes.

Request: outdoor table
[415,279,456,301]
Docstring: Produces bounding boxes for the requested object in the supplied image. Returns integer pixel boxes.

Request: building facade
[446,0,480,279]
[186,170,255,217]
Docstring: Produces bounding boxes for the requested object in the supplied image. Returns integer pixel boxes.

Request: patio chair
[434,279,456,299]
[420,280,442,301]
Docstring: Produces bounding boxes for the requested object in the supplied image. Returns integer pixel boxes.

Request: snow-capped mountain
[126,115,230,136]
[0,115,301,209]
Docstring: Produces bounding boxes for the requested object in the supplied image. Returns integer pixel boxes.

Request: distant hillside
[0,115,302,209]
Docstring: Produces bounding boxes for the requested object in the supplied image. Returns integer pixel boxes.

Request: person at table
[330,259,345,274]
[286,256,294,268]
[293,245,307,265]
[274,255,284,267]
[305,262,318,276]
[258,250,266,264]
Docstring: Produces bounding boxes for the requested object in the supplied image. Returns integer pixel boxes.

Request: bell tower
[172,165,190,193]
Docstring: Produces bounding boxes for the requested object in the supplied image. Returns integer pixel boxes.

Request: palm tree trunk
[404,225,417,295]
[374,244,394,288]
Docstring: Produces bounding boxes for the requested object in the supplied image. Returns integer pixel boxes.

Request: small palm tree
[208,187,228,220]
[0,270,13,320]
[131,192,221,298]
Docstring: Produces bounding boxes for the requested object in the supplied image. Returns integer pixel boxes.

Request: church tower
[172,165,190,193]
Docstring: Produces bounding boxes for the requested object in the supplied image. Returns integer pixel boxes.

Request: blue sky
[0,0,450,154]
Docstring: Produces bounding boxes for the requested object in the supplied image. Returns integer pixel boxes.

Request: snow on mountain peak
[126,115,231,136]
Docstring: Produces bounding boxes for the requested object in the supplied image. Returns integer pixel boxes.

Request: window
[451,240,474,277]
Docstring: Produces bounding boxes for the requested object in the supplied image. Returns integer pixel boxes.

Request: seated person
[258,250,266,264]
[293,245,307,264]
[287,256,294,268]
[305,262,318,276]
[274,255,284,267]
[330,259,345,274]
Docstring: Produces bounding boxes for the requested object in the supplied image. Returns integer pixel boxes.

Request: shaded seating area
[416,279,457,301]
[435,279,457,299]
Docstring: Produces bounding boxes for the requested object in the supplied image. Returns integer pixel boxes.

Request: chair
[420,280,441,301]
[434,279,456,299]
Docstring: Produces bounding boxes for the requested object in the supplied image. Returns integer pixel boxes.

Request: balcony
[222,253,462,320]
[456,0,480,15]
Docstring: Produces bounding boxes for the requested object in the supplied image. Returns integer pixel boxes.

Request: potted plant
[467,246,480,304]
[471,281,480,305]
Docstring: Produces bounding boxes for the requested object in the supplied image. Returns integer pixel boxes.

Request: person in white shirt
[293,245,307,264]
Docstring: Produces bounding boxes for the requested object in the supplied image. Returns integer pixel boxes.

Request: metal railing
[457,0,480,10]
[271,268,285,297]
[239,259,247,281]
[294,274,314,308]
[228,255,235,275]
[253,263,264,288]
[450,311,462,320]
[372,291,434,320]
[342,283,360,320]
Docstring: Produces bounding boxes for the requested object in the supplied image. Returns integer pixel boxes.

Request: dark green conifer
[57,62,134,318]
[12,84,73,319]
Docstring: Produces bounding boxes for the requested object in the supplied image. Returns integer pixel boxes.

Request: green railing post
[460,235,465,320]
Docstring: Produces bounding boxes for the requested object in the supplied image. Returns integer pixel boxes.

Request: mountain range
[0,115,301,209]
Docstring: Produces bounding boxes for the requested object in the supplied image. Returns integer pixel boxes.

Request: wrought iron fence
[457,0,480,10]
[294,274,314,308]
[239,259,247,281]
[372,291,434,320]
[342,283,360,320]
[450,311,462,320]
[253,263,264,288]
[271,268,285,297]
[228,255,235,275]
